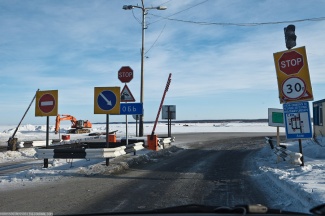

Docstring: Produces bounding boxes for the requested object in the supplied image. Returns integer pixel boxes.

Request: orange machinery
[55,114,92,134]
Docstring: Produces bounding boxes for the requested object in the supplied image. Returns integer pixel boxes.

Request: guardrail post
[44,159,48,168]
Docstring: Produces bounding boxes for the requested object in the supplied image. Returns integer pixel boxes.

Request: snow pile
[0,146,181,189]
[254,137,325,212]
[0,148,36,162]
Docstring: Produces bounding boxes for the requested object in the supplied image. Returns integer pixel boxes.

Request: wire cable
[149,0,209,25]
[149,14,325,26]
[145,23,166,55]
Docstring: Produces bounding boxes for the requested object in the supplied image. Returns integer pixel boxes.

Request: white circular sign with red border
[282,77,306,99]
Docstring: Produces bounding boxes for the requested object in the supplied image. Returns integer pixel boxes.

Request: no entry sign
[35,90,58,116]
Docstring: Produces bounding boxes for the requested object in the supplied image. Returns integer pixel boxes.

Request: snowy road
[1,123,324,215]
[0,133,294,215]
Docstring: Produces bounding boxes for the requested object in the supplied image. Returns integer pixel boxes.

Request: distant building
[313,99,325,137]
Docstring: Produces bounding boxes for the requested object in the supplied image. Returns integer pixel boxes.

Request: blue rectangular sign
[120,103,143,115]
[283,102,312,139]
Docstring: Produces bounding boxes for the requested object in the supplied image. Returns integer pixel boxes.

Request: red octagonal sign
[278,50,304,75]
[118,66,133,83]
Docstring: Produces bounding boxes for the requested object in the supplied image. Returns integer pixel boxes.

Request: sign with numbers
[273,46,313,104]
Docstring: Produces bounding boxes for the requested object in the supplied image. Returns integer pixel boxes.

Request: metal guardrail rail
[265,137,302,165]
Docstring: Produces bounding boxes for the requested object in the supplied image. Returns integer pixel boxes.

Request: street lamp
[123,1,167,137]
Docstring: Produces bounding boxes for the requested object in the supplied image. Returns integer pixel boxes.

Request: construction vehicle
[55,114,92,134]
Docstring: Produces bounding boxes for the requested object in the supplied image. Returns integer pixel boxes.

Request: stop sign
[278,50,304,75]
[118,66,133,83]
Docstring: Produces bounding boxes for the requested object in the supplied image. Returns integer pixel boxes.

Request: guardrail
[32,136,175,168]
[265,137,302,165]
[35,142,144,167]
[18,136,107,148]
[158,137,175,149]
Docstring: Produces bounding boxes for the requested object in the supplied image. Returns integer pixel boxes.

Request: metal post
[126,114,129,145]
[106,114,110,148]
[168,106,171,137]
[139,2,146,137]
[136,116,138,137]
[299,139,304,166]
[276,126,280,146]
[44,116,49,168]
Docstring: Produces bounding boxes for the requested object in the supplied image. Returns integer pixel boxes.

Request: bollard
[147,135,158,151]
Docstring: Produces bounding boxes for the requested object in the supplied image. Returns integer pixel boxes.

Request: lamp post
[123,1,167,137]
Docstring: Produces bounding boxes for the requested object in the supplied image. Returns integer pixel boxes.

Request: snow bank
[254,137,325,212]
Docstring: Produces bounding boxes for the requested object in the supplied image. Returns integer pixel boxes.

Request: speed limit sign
[282,77,306,99]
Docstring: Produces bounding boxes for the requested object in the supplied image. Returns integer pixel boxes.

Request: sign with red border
[35,90,58,116]
[273,46,313,104]
[121,85,135,102]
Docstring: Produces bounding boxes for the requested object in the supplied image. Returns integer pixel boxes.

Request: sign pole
[126,114,128,145]
[168,106,171,137]
[105,114,110,166]
[44,116,49,168]
[136,116,138,137]
[106,114,109,148]
[299,139,304,166]
[276,126,280,146]
[298,112,304,166]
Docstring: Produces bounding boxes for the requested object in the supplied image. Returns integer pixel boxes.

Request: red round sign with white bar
[39,93,56,113]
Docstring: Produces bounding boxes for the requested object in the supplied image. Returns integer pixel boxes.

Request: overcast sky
[1,0,325,125]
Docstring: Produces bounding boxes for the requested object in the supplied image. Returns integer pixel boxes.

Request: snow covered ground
[0,122,324,213]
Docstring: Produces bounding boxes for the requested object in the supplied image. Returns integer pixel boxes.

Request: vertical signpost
[273,26,313,166]
[268,108,285,146]
[35,90,58,168]
[118,66,134,144]
[94,87,120,165]
[162,105,176,137]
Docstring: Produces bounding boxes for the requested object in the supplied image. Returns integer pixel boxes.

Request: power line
[145,24,166,55]
[149,0,209,25]
[149,14,325,26]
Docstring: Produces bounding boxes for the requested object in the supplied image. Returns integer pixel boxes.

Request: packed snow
[0,122,324,213]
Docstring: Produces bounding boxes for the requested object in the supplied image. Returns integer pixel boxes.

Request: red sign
[118,66,133,83]
[278,51,304,75]
[39,93,56,113]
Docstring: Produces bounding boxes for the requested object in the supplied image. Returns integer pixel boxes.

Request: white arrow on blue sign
[98,90,117,111]
[120,103,143,115]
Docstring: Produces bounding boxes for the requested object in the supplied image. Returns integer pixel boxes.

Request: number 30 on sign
[282,77,306,99]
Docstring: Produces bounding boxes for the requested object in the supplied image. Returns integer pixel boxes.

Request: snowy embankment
[253,137,325,212]
[0,122,324,212]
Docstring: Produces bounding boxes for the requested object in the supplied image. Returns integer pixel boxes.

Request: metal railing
[265,137,302,165]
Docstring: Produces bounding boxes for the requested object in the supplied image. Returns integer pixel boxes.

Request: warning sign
[121,85,135,102]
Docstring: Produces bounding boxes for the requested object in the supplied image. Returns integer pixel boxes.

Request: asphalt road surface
[0,132,284,215]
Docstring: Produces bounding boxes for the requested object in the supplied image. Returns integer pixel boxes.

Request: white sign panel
[283,102,312,139]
